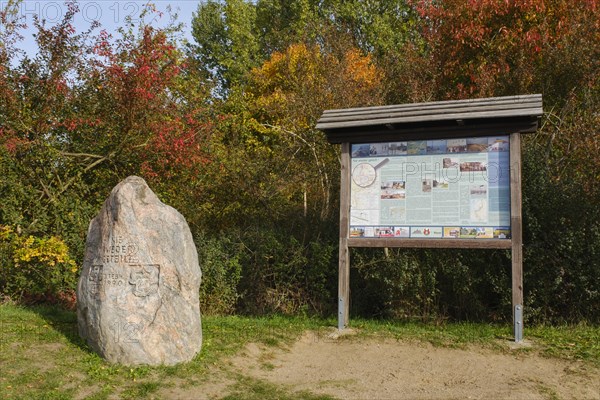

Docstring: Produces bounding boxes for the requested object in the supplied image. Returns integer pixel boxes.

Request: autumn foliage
[0,0,598,322]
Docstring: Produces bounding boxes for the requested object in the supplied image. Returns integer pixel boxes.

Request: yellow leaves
[1,226,77,271]
[343,49,382,89]
[0,225,13,240]
[251,43,323,94]
[1,224,79,299]
[22,236,35,247]
[248,42,383,128]
[286,43,321,80]
[255,88,288,121]
[269,43,381,92]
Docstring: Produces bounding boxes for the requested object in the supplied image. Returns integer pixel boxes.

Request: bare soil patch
[230,332,600,400]
[156,375,237,400]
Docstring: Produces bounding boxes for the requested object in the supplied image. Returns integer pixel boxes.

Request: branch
[60,151,105,159]
[58,151,115,196]
[260,123,331,218]
[37,178,56,202]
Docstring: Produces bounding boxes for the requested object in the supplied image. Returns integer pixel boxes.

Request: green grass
[349,318,514,348]
[1,303,598,399]
[0,304,326,399]
[528,323,600,364]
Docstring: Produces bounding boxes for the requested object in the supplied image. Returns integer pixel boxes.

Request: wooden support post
[338,142,351,330]
[510,132,524,342]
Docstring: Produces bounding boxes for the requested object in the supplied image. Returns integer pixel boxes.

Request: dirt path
[227,332,599,400]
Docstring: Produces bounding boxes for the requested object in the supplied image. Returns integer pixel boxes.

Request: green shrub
[196,234,243,315]
[521,143,600,323]
[0,225,78,305]
[230,228,336,316]
[350,246,514,322]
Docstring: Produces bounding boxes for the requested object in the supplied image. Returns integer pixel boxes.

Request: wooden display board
[317,95,543,342]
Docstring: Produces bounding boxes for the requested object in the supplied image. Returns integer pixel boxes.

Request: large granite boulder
[77,176,202,365]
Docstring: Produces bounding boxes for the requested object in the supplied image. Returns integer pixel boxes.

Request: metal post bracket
[338,298,346,331]
[514,304,524,343]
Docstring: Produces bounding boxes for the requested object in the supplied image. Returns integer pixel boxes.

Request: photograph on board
[467,137,489,152]
[447,138,467,153]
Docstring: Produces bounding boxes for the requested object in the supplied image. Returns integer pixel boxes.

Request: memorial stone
[77,176,202,365]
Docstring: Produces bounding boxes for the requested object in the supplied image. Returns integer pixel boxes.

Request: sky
[3,1,202,58]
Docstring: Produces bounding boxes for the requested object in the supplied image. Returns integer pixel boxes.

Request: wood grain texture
[510,133,524,307]
[321,94,541,115]
[338,142,351,329]
[317,94,542,131]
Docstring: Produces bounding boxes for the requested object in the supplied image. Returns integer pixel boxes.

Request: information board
[349,136,511,240]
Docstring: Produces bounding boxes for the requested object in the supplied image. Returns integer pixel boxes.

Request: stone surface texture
[77,176,202,365]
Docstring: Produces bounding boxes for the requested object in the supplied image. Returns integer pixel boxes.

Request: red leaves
[72,20,218,184]
[406,0,599,99]
[2,1,215,186]
[0,125,30,154]
[407,0,598,200]
[93,26,182,116]
[93,30,114,59]
[148,112,214,173]
[2,137,24,154]
[59,117,101,133]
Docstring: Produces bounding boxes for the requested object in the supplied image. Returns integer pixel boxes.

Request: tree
[0,2,215,299]
[190,0,260,93]
[190,0,417,96]
[246,42,384,221]
[213,42,384,313]
[0,1,101,247]
[401,0,599,101]
[319,0,417,56]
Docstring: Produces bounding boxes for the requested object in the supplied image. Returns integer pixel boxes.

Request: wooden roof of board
[316,94,543,143]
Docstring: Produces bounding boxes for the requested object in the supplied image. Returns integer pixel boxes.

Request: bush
[196,234,242,315]
[0,225,78,307]
[350,248,512,322]
[522,142,600,323]
[230,228,336,316]
[192,228,336,316]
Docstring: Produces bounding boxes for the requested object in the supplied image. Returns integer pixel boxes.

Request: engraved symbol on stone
[126,243,140,263]
[129,264,160,297]
[109,321,142,343]
[89,265,104,296]
[127,243,138,255]
[122,322,142,343]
